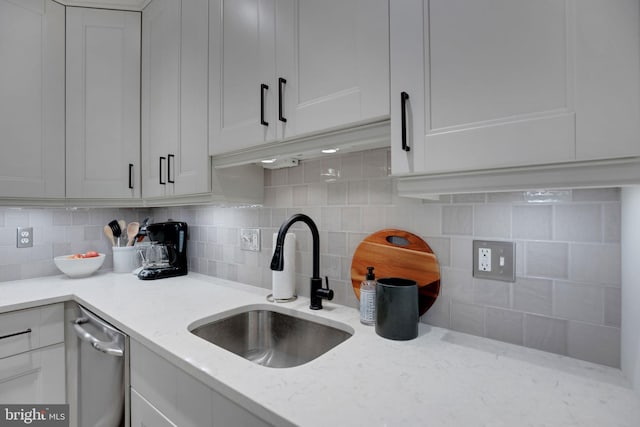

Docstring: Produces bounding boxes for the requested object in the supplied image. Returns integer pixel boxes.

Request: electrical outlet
[17,227,33,248]
[240,228,260,252]
[479,248,491,272]
[472,240,515,282]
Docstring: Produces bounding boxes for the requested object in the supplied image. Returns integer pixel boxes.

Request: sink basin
[189,306,353,368]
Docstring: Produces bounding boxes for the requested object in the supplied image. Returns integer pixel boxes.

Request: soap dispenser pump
[360,266,376,325]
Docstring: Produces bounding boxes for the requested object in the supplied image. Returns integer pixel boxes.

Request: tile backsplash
[0,148,622,368]
[0,207,151,281]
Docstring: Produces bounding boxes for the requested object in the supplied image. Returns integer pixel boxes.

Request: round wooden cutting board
[351,229,440,316]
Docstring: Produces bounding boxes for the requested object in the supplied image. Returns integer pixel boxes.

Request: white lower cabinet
[0,344,66,404]
[0,303,66,404]
[131,389,177,427]
[130,339,272,427]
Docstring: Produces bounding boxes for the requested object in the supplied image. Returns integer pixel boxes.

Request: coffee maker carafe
[137,221,188,280]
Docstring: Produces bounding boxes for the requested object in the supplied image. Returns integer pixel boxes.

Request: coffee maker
[137,221,188,280]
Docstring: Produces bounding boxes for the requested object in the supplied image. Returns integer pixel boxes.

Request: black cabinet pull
[260,83,269,126]
[0,328,31,340]
[168,154,175,184]
[401,91,410,152]
[278,77,287,123]
[128,164,134,189]
[159,156,166,185]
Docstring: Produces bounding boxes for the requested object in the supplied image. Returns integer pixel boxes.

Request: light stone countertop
[1,271,639,426]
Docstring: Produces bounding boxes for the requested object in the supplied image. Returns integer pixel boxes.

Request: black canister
[375,278,419,340]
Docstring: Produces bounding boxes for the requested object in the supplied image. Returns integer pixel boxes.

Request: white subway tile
[554,281,604,324]
[474,204,511,238]
[451,300,485,336]
[526,241,568,279]
[486,307,523,345]
[569,243,621,285]
[513,205,552,240]
[442,205,473,235]
[513,278,553,316]
[567,321,620,367]
[524,314,567,355]
[555,204,602,242]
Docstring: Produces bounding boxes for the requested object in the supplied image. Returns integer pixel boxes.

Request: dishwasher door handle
[73,318,124,357]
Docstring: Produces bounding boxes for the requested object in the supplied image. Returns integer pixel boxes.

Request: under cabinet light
[321,148,339,154]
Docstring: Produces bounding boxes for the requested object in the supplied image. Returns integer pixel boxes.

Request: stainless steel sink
[189,307,353,368]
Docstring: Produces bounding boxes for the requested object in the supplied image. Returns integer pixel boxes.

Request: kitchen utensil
[126,222,139,246]
[108,220,122,240]
[118,220,127,245]
[350,229,440,316]
[375,278,419,340]
[104,225,115,247]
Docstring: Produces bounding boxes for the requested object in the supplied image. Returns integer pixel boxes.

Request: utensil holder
[112,246,138,273]
[375,278,419,340]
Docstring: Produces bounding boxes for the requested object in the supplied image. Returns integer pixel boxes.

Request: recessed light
[261,159,277,164]
[321,148,339,154]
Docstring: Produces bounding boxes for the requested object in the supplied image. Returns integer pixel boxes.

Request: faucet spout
[270,213,332,310]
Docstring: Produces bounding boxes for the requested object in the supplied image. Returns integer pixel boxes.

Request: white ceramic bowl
[54,253,106,278]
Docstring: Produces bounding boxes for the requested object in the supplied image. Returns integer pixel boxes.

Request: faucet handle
[318,276,334,300]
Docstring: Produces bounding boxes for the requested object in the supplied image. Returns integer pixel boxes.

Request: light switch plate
[17,227,33,248]
[472,240,515,282]
[240,228,260,252]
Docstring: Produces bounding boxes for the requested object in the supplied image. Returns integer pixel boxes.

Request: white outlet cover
[240,228,260,252]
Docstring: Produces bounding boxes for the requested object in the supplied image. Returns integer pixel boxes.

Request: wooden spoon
[127,222,140,246]
[103,225,115,247]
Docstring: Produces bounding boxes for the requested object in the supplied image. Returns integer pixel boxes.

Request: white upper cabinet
[66,7,141,199]
[209,0,278,153]
[391,0,640,176]
[276,0,390,138]
[0,0,65,198]
[141,0,210,199]
[210,0,390,156]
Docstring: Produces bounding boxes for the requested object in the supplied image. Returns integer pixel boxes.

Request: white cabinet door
[391,0,640,176]
[0,344,66,404]
[276,0,389,139]
[210,0,390,156]
[131,389,177,427]
[141,0,210,198]
[130,339,275,427]
[0,0,64,198]
[391,0,575,174]
[66,7,141,199]
[209,0,277,155]
[574,0,640,161]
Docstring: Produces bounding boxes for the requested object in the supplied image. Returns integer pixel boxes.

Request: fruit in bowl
[54,251,106,278]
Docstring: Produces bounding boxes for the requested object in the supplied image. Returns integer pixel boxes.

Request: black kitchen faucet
[270,213,334,310]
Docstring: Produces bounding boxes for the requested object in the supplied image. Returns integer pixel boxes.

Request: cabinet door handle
[168,154,175,184]
[278,77,287,123]
[128,164,134,189]
[260,83,269,126]
[159,157,166,185]
[401,91,411,152]
[0,328,31,340]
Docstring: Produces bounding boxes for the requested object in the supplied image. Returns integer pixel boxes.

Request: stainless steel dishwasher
[67,303,130,427]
